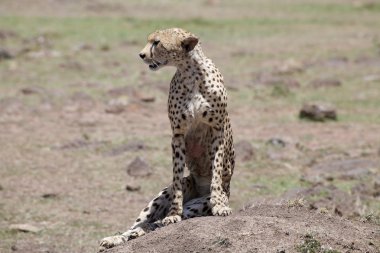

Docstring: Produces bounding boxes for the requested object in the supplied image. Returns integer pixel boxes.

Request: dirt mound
[105,204,379,253]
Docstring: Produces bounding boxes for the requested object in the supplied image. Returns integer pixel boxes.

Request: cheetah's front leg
[162,134,186,225]
[210,129,232,216]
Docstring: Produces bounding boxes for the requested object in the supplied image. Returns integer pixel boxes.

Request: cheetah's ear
[181,36,199,52]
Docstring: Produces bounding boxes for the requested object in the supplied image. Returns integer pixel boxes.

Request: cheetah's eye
[153,40,160,46]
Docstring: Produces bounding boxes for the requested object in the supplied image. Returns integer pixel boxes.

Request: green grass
[306,189,330,202]
[0,16,290,45]
[1,13,380,124]
[296,234,341,253]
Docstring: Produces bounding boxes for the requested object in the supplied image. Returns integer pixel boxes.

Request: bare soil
[105,204,379,253]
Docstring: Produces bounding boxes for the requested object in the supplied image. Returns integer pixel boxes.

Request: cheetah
[99,28,235,252]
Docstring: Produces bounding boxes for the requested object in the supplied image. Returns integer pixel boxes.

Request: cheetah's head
[139,28,199,71]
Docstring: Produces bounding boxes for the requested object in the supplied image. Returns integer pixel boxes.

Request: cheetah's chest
[169,76,213,177]
[184,92,213,177]
[185,122,212,177]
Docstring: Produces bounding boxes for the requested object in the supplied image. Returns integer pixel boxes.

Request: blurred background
[0,0,379,252]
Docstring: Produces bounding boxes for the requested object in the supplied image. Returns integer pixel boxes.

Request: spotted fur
[99,28,235,252]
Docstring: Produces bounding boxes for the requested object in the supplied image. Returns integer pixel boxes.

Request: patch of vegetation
[333,179,358,193]
[296,234,340,253]
[212,236,232,248]
[355,2,380,12]
[287,198,305,208]
[271,85,292,97]
[306,189,330,202]
[362,213,380,226]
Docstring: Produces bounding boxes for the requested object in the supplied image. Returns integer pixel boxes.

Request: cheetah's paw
[212,204,232,216]
[122,227,146,240]
[162,215,181,226]
[98,235,127,252]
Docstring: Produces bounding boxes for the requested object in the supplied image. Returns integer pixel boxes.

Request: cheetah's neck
[177,45,210,73]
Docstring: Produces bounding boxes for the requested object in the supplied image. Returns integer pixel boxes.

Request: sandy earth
[105,204,379,253]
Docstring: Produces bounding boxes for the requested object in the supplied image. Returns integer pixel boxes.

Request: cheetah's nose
[139,53,146,59]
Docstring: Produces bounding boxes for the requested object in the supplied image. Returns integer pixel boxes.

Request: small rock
[107,86,133,98]
[8,61,18,71]
[64,92,96,112]
[74,43,93,51]
[374,177,380,191]
[36,102,53,113]
[0,184,3,190]
[266,138,287,148]
[77,113,99,127]
[41,193,58,199]
[310,78,342,88]
[353,0,378,9]
[9,224,42,233]
[324,56,349,66]
[53,139,107,150]
[225,85,239,91]
[266,137,302,161]
[255,73,300,88]
[204,0,221,6]
[266,148,298,161]
[0,48,13,60]
[354,56,380,66]
[230,49,254,58]
[363,74,380,82]
[24,33,52,48]
[105,141,146,156]
[105,97,128,114]
[125,184,141,192]
[0,29,18,40]
[133,90,156,103]
[271,85,292,97]
[59,60,84,70]
[54,139,91,150]
[234,140,255,162]
[105,104,125,114]
[304,158,377,183]
[68,81,102,88]
[306,56,348,68]
[139,95,155,103]
[20,86,46,95]
[0,97,25,114]
[276,58,304,75]
[100,44,110,51]
[299,102,337,121]
[120,40,139,47]
[127,157,153,177]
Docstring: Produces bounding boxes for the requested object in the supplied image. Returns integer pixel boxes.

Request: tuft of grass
[287,198,305,208]
[212,236,232,248]
[296,234,341,253]
[297,234,321,253]
[271,85,292,97]
[306,189,330,202]
[362,213,380,226]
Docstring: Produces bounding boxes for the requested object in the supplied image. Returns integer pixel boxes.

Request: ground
[105,204,379,253]
[0,0,379,253]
